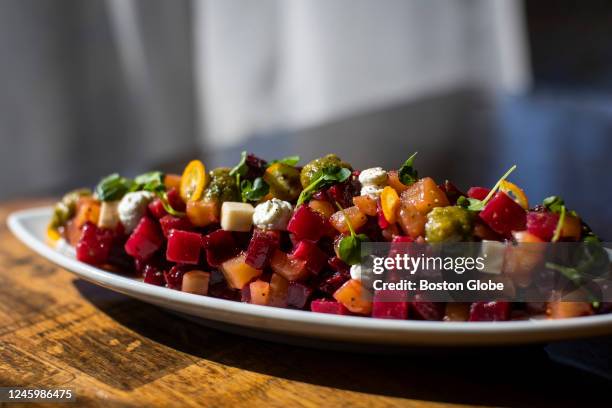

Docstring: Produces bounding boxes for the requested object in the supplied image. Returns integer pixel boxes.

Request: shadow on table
[74,279,610,407]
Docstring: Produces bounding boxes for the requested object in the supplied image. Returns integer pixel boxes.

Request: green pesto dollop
[263,162,301,201]
[49,188,92,229]
[300,154,352,188]
[425,206,474,243]
[203,167,239,203]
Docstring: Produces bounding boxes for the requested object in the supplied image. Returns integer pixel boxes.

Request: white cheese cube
[479,240,507,275]
[98,201,120,229]
[221,202,255,232]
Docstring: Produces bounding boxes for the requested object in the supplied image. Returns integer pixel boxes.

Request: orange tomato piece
[164,173,182,191]
[333,279,372,315]
[381,186,400,224]
[180,160,207,203]
[329,206,367,234]
[352,195,378,216]
[387,170,409,194]
[400,177,449,214]
[186,200,219,227]
[249,280,271,306]
[499,180,529,210]
[309,199,335,219]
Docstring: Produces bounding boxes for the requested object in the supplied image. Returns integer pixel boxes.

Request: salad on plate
[47,152,610,322]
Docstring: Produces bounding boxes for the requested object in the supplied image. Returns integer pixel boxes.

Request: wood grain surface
[0,200,609,407]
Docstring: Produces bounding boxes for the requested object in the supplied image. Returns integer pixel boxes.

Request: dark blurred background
[0,0,611,237]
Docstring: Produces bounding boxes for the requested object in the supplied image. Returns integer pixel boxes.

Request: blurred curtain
[0,0,196,200]
[196,0,530,147]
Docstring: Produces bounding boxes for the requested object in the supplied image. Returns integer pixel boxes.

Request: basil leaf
[270,155,300,167]
[398,152,419,186]
[95,173,134,201]
[229,151,248,178]
[240,177,269,202]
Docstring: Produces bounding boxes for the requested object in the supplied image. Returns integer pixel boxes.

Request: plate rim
[7,206,612,344]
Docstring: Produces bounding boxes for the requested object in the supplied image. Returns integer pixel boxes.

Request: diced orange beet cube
[74,197,101,228]
[561,214,581,241]
[268,273,289,307]
[181,270,210,295]
[400,177,449,214]
[64,219,83,246]
[387,170,409,194]
[249,280,270,306]
[186,200,219,227]
[220,253,263,289]
[397,203,427,239]
[329,206,367,234]
[164,173,182,190]
[352,195,378,216]
[381,186,400,224]
[547,301,593,319]
[270,250,309,282]
[333,279,372,315]
[505,231,545,287]
[309,199,335,219]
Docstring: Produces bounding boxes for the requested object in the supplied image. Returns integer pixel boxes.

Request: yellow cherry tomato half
[499,180,529,210]
[180,160,207,203]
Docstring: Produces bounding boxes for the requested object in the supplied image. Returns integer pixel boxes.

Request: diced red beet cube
[166,187,186,212]
[245,229,280,269]
[291,240,327,275]
[318,271,350,296]
[124,217,163,261]
[202,229,239,267]
[469,301,511,321]
[526,211,559,242]
[311,299,350,315]
[240,285,251,303]
[76,222,114,265]
[326,182,354,209]
[468,186,490,201]
[143,264,166,286]
[287,205,326,241]
[479,192,526,238]
[148,199,168,219]
[166,229,202,264]
[372,290,409,319]
[164,264,189,290]
[159,214,193,237]
[440,181,465,205]
[328,256,350,274]
[411,299,445,321]
[286,282,313,309]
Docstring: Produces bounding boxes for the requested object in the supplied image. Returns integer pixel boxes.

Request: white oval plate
[8,207,612,346]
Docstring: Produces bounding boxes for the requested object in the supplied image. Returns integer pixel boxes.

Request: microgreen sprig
[458,165,517,212]
[296,166,352,206]
[335,201,368,265]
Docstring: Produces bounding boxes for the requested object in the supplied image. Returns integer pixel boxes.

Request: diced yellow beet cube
[333,279,372,315]
[309,199,335,219]
[181,270,210,295]
[352,195,378,216]
[329,206,367,234]
[249,280,270,306]
[220,253,262,289]
[187,200,219,227]
[400,177,449,214]
[268,273,289,307]
[98,201,120,229]
[220,202,254,232]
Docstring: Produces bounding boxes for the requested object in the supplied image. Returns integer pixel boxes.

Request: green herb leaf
[95,173,135,201]
[398,152,419,186]
[133,171,165,194]
[551,204,566,242]
[270,155,300,166]
[240,177,270,202]
[462,165,517,212]
[543,196,565,213]
[296,166,352,206]
[229,151,248,178]
[338,233,368,265]
[156,191,185,217]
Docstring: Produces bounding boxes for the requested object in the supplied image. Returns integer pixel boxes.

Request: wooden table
[0,200,610,407]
